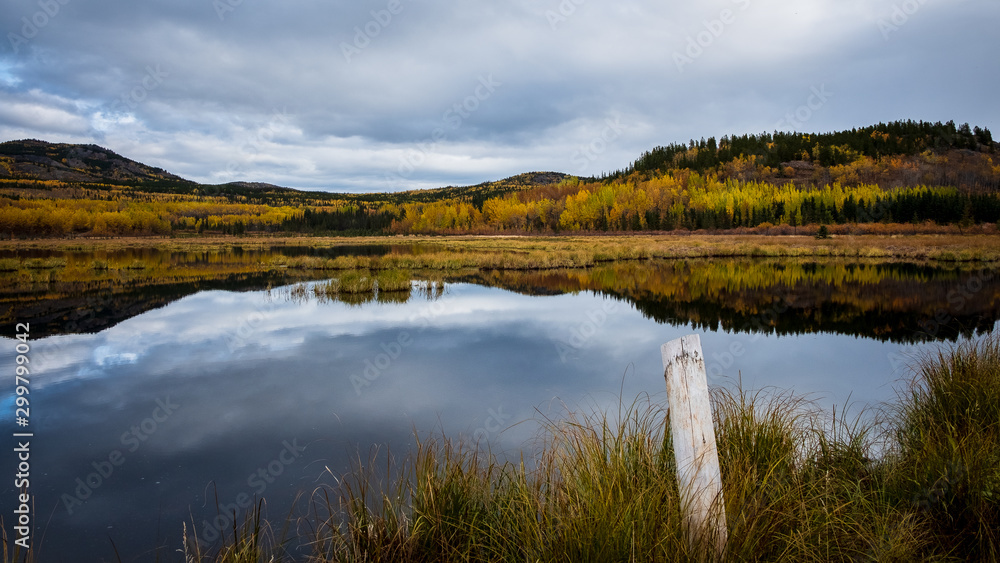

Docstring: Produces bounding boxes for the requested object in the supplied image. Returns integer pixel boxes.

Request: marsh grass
[6,233,1000,265]
[23,257,66,269]
[288,283,309,302]
[304,386,915,562]
[1,518,33,563]
[885,336,1000,560]
[413,280,445,301]
[254,234,1000,278]
[299,336,998,562]
[180,499,294,563]
[339,272,374,294]
[374,269,412,293]
[299,270,413,305]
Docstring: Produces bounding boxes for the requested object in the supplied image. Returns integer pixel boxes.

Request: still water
[2,258,998,561]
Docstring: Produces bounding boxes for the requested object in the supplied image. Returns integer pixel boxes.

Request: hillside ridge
[0,139,190,184]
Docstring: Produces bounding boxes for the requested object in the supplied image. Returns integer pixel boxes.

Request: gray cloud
[1,0,997,191]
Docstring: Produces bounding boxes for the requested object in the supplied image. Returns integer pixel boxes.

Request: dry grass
[258,234,1000,275]
[2,233,999,265]
[298,335,998,562]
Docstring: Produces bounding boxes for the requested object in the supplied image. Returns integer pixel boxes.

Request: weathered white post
[662,334,727,559]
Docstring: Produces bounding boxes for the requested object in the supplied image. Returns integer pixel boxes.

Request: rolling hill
[0,139,568,205]
[1,120,997,237]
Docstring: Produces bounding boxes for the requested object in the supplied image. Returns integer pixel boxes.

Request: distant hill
[2,122,998,238]
[0,139,568,205]
[613,120,996,179]
[372,172,572,206]
[0,139,192,184]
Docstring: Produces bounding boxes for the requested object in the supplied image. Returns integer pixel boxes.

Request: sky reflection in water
[0,281,954,560]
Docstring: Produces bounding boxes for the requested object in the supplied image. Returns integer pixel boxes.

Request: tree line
[1,121,998,238]
[614,120,994,179]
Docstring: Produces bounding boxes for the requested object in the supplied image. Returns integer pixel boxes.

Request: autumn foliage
[1,121,998,238]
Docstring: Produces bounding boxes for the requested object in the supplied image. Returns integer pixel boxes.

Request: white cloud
[0,0,996,191]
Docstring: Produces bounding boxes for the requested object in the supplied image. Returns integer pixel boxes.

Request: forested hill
[0,139,190,184]
[0,138,567,206]
[1,120,999,237]
[2,120,995,197]
[616,120,996,179]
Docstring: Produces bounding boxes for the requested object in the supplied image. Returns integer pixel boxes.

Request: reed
[180,499,293,563]
[375,270,412,293]
[339,272,374,294]
[300,336,997,561]
[885,335,1000,559]
[23,257,66,269]
[1,516,34,563]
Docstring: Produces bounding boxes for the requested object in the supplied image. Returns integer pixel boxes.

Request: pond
[1,251,998,561]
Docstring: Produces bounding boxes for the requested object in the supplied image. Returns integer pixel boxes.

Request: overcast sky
[1,0,997,192]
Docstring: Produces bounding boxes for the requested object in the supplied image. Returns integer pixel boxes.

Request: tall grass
[338,272,374,294]
[306,270,413,305]
[22,257,66,269]
[1,517,34,563]
[299,335,997,561]
[179,499,293,563]
[886,336,1000,560]
[374,270,412,293]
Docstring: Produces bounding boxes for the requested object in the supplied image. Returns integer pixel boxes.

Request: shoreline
[2,233,999,264]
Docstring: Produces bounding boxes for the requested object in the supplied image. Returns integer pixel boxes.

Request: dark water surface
[1,252,998,561]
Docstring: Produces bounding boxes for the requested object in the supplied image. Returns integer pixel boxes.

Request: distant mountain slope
[0,139,192,183]
[2,120,996,207]
[2,122,999,238]
[372,172,571,206]
[0,139,570,205]
[616,120,996,179]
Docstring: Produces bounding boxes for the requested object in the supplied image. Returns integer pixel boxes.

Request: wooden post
[662,334,727,559]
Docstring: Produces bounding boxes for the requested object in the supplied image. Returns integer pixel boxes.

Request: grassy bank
[3,234,1000,266]
[160,335,1000,562]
